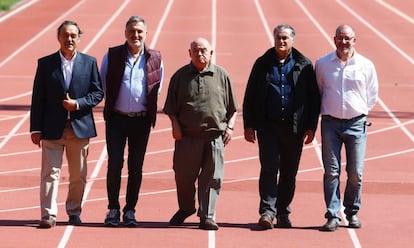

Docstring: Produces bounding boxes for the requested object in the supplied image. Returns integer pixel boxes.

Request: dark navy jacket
[30,51,104,139]
[243,47,320,135]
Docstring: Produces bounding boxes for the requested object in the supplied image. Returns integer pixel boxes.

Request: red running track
[0,0,413,247]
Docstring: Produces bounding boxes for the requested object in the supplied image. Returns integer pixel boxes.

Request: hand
[222,127,233,146]
[62,92,77,112]
[171,120,182,140]
[31,133,42,147]
[303,130,315,144]
[244,128,256,143]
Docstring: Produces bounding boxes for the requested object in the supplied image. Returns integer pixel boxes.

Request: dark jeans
[105,112,151,212]
[257,122,303,217]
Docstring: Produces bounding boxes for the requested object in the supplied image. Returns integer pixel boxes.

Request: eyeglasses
[335,36,354,42]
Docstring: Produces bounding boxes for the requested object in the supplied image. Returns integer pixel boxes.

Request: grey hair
[125,16,147,29]
[57,20,82,37]
[273,24,296,38]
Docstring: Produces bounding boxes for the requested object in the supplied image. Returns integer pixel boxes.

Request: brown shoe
[39,216,56,228]
[199,218,219,230]
[258,214,273,229]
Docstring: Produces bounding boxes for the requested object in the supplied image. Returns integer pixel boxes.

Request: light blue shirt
[100,48,164,113]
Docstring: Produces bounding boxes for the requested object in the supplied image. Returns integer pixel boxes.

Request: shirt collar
[59,50,77,63]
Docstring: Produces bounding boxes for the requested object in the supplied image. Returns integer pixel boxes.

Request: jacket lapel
[69,53,84,92]
[51,52,66,91]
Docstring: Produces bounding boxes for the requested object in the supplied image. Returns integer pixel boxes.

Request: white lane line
[58,146,107,248]
[150,0,174,49]
[0,91,32,103]
[0,112,29,150]
[0,0,39,23]
[375,0,414,24]
[0,0,87,69]
[337,0,414,65]
[254,0,273,44]
[208,0,218,246]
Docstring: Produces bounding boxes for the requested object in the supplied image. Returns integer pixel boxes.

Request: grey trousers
[173,134,224,219]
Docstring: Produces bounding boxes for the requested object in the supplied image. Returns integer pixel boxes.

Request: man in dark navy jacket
[30,20,103,228]
[243,24,320,229]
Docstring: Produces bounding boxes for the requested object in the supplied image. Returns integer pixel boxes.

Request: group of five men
[29,16,378,232]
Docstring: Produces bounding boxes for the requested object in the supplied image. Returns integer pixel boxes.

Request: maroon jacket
[103,43,162,127]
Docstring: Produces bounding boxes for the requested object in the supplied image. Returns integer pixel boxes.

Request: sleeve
[163,72,178,116]
[100,52,109,95]
[366,62,379,110]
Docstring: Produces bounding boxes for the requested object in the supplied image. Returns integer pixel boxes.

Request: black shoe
[199,218,219,230]
[39,216,56,228]
[123,210,139,227]
[346,214,361,228]
[169,209,196,225]
[104,209,120,227]
[320,218,339,232]
[258,214,273,229]
[68,215,82,226]
[276,214,292,228]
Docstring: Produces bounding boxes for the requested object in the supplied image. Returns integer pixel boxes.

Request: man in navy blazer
[30,20,103,228]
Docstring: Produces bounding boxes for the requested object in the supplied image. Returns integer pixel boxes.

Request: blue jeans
[321,115,367,220]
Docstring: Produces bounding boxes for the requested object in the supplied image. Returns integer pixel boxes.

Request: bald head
[189,37,214,71]
[335,24,355,37]
[334,24,356,61]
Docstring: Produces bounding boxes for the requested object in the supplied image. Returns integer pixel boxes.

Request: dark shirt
[266,54,295,122]
[163,62,238,135]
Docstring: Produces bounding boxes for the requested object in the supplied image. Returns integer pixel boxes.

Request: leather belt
[322,114,365,121]
[113,109,147,117]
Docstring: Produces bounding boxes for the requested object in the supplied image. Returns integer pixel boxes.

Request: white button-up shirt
[315,51,379,119]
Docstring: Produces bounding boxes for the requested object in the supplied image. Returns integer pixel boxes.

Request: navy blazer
[30,51,104,139]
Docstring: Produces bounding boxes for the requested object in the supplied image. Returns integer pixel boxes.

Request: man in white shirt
[315,24,379,232]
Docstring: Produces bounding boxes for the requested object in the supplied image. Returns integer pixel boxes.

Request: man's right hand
[31,133,42,147]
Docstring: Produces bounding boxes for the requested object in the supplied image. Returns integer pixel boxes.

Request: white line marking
[58,146,107,248]
[0,0,87,69]
[0,91,32,102]
[254,0,273,43]
[150,0,174,49]
[375,0,414,24]
[337,0,414,65]
[0,0,39,23]
[0,112,29,150]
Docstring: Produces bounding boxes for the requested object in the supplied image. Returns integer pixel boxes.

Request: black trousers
[256,122,303,217]
[105,112,151,212]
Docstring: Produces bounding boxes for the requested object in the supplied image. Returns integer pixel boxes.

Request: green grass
[0,0,21,11]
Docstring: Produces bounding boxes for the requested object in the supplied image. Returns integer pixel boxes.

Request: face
[334,26,356,58]
[189,38,213,71]
[125,21,147,52]
[274,28,294,56]
[58,24,80,56]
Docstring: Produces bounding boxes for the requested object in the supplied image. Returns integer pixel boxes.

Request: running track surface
[0,0,413,247]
